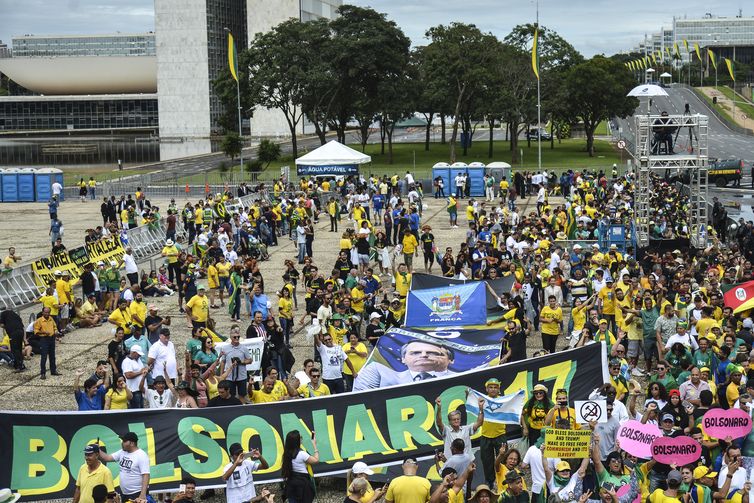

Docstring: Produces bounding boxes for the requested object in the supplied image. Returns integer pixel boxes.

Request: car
[526,128,552,141]
[708,158,743,187]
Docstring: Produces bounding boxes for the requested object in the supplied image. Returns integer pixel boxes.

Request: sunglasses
[232,336,240,339]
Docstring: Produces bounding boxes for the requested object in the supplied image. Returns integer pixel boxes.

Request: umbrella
[627,84,669,114]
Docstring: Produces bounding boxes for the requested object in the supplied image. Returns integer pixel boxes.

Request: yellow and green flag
[531,26,539,80]
[693,42,701,62]
[228,32,239,82]
[708,49,717,70]
[725,58,736,81]
[674,42,680,58]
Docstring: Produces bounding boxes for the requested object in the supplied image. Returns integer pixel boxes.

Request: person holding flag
[467,379,526,487]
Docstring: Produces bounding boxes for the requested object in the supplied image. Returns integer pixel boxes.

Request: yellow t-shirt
[482,418,507,438]
[105,389,129,410]
[351,287,366,313]
[695,318,716,339]
[466,206,475,221]
[447,488,464,503]
[162,245,179,264]
[598,287,616,315]
[571,305,587,332]
[207,265,219,289]
[108,307,132,335]
[343,342,367,375]
[727,382,740,408]
[297,382,331,398]
[130,300,147,328]
[615,296,632,330]
[278,297,293,320]
[500,180,509,190]
[56,278,73,304]
[395,273,411,297]
[402,234,419,255]
[648,489,682,503]
[40,294,59,316]
[186,295,209,322]
[385,475,431,503]
[216,261,231,277]
[250,389,279,403]
[76,462,115,503]
[540,306,563,336]
[328,325,348,347]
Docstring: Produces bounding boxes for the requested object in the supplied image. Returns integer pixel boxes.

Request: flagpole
[237,77,243,181]
[226,28,243,182]
[535,0,542,172]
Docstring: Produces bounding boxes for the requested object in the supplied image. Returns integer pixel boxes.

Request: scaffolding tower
[634,114,709,249]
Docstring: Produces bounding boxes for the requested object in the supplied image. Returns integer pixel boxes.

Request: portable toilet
[1,168,20,202]
[17,168,37,202]
[35,168,64,202]
[0,169,3,202]
[431,162,451,196]
[486,161,512,183]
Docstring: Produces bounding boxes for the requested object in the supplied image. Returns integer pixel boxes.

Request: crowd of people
[4,164,754,503]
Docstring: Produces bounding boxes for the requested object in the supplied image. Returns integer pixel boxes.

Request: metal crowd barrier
[0,264,45,311]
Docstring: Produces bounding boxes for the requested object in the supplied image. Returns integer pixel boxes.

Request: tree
[497,45,536,164]
[413,46,452,151]
[424,23,498,163]
[221,132,242,161]
[327,5,411,150]
[378,67,418,164]
[257,139,281,169]
[563,56,638,156]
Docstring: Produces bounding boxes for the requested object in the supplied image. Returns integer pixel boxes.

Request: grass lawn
[59,166,157,186]
[194,138,621,183]
[594,121,610,136]
[714,86,754,123]
[699,93,738,125]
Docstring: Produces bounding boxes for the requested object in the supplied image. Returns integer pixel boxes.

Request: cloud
[0,0,744,56]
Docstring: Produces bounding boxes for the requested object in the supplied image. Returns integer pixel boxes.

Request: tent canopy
[295,140,371,176]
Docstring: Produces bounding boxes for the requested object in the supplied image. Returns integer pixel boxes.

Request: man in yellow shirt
[55,270,76,330]
[34,307,60,379]
[394,263,412,298]
[401,229,419,272]
[479,378,504,488]
[161,239,181,284]
[74,444,114,503]
[186,285,210,329]
[250,375,285,404]
[295,368,331,398]
[598,278,616,334]
[2,246,21,270]
[130,292,147,331]
[108,299,133,336]
[539,295,563,354]
[385,458,431,503]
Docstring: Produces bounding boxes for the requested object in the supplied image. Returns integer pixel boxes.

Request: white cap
[54,270,62,276]
[744,318,754,329]
[591,243,600,249]
[97,261,105,266]
[610,244,618,249]
[130,346,144,356]
[369,312,382,320]
[352,461,374,475]
[573,244,582,250]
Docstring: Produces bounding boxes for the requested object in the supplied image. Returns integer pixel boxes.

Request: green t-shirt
[649,373,678,392]
[596,469,630,489]
[194,350,218,366]
[498,491,530,503]
[186,338,202,361]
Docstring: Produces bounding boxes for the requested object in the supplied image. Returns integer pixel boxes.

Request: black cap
[153,375,166,384]
[229,443,244,457]
[504,469,522,483]
[84,444,100,455]
[121,432,138,444]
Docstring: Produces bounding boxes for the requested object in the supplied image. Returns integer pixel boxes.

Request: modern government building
[0,0,341,161]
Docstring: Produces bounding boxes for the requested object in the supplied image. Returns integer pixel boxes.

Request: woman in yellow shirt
[105,374,133,410]
[570,294,596,342]
[401,229,419,272]
[343,333,368,392]
[278,288,294,346]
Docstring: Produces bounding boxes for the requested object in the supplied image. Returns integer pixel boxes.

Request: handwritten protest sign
[616,420,662,459]
[544,429,592,458]
[702,408,753,439]
[651,435,701,465]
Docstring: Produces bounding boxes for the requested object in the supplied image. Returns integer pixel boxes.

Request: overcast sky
[0,0,746,56]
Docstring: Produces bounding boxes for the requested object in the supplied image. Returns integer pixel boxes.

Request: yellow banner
[32,236,124,287]
[544,429,593,458]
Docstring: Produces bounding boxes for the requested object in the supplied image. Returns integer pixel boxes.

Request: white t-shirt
[664,332,699,351]
[123,254,138,274]
[523,445,559,493]
[122,289,134,302]
[224,459,260,503]
[317,343,347,380]
[441,424,474,459]
[548,472,582,502]
[148,341,177,380]
[145,389,174,408]
[292,450,310,474]
[537,187,546,203]
[112,448,150,494]
[52,182,62,196]
[121,357,144,392]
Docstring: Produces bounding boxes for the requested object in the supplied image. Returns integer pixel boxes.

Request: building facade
[9,33,155,57]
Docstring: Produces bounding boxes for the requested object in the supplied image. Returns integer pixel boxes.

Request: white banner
[215,337,265,373]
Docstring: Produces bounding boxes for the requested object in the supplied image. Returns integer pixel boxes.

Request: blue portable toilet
[468,162,486,196]
[449,162,468,197]
[34,168,64,202]
[1,168,20,202]
[0,169,4,202]
[431,162,451,196]
[17,168,36,202]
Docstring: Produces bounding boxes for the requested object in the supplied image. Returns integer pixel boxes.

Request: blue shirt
[50,220,61,233]
[48,200,58,214]
[372,194,384,210]
[75,386,107,411]
[251,293,269,319]
[409,213,420,231]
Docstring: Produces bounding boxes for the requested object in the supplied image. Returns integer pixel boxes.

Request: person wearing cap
[478,378,507,487]
[648,470,683,503]
[346,461,386,503]
[73,444,114,503]
[352,340,453,391]
[521,384,553,446]
[544,456,590,503]
[685,463,736,503]
[108,298,133,337]
[497,469,528,503]
[384,457,431,503]
[365,310,386,347]
[724,364,744,408]
[98,432,150,502]
[122,345,148,409]
[222,442,269,503]
[125,313,152,363]
[185,284,209,329]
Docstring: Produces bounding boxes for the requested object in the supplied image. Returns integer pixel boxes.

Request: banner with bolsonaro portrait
[404,281,488,327]
[352,326,505,391]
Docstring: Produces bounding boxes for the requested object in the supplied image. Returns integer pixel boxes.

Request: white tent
[295,140,371,176]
